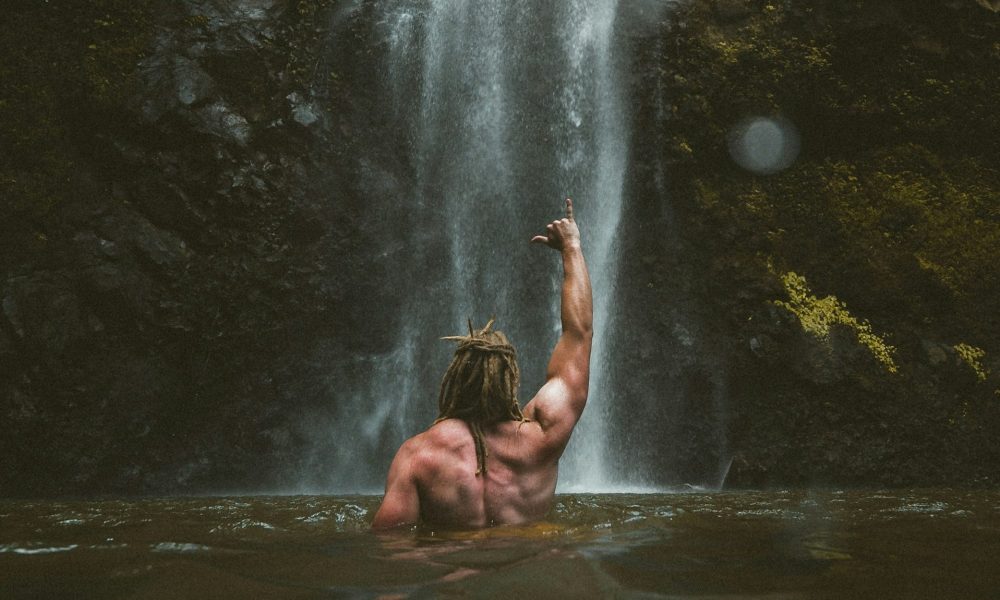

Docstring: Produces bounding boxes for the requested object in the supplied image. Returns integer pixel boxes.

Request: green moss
[184,14,211,28]
[953,343,988,382]
[774,271,898,373]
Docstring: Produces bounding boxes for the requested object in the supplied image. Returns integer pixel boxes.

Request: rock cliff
[1,0,997,496]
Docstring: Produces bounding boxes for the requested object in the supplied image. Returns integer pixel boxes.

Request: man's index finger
[566,198,574,221]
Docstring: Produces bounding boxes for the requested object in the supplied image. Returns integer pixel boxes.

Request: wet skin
[373,199,593,530]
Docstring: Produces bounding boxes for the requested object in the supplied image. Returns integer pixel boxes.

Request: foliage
[953,343,988,382]
[774,271,898,373]
[659,0,999,354]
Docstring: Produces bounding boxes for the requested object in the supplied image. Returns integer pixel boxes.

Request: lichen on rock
[773,271,898,374]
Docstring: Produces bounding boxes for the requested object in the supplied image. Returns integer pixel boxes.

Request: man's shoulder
[423,419,474,449]
[400,419,469,456]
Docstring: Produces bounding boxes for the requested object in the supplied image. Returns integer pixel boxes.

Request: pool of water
[2,490,998,598]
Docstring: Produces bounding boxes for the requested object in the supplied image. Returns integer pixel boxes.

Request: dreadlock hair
[436,317,529,476]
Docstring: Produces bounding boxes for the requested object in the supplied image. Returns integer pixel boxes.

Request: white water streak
[554,0,628,490]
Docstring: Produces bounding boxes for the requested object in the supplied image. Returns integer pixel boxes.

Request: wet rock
[922,339,951,366]
[2,294,25,339]
[1,0,360,497]
[0,322,12,358]
[131,225,189,268]
[195,101,252,145]
[1,276,87,353]
[174,56,216,106]
[7,386,37,423]
[287,92,321,127]
[132,179,207,234]
[84,264,128,294]
[749,334,781,360]
[185,0,280,50]
[712,0,755,22]
[138,37,185,121]
[230,0,277,22]
[87,314,106,334]
[72,231,122,265]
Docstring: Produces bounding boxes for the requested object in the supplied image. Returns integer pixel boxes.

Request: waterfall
[321,0,631,492]
[547,1,629,491]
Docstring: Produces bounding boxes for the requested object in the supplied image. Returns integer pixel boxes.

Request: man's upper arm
[371,442,420,530]
[524,330,591,451]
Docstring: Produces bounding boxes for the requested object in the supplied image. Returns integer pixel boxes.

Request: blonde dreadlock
[436,317,529,476]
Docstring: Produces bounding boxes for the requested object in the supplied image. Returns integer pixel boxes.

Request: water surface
[2,490,998,598]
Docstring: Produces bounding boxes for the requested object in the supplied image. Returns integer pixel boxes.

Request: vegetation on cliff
[636,0,999,486]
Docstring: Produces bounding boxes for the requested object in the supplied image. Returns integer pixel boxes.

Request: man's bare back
[388,418,557,527]
[373,199,592,529]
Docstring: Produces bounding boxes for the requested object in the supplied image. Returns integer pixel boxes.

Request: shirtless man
[371,198,593,529]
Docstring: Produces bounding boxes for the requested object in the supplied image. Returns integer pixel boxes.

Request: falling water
[318,0,631,492]
[548,1,629,491]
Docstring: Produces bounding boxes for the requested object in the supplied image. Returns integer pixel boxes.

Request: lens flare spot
[728,116,800,175]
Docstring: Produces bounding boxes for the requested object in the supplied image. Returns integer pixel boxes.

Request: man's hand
[531,198,581,251]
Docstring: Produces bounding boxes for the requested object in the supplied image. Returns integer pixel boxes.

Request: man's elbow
[567,324,593,340]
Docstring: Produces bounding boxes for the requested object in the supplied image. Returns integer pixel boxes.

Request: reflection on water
[1,490,998,598]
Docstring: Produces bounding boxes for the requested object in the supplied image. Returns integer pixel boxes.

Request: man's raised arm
[525,199,593,450]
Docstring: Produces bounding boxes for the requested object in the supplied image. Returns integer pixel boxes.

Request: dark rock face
[976,1,1000,13]
[712,0,755,22]
[1,0,998,496]
[0,0,386,496]
[624,0,1000,489]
